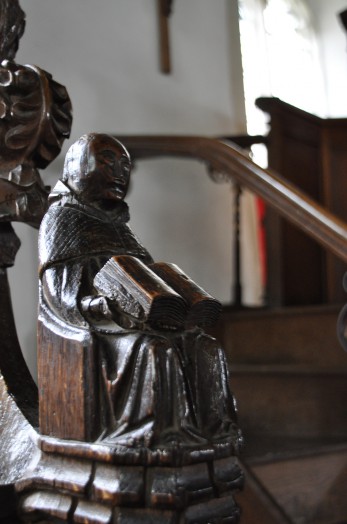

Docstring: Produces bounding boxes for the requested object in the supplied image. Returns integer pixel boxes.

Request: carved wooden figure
[16,133,243,523]
[0,0,72,521]
[0,3,242,521]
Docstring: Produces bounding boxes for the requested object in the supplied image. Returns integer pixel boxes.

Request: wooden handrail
[116,135,347,265]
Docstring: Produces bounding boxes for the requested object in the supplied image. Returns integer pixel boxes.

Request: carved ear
[61,137,90,196]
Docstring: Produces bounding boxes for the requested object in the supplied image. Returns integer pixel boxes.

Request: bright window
[238,0,327,140]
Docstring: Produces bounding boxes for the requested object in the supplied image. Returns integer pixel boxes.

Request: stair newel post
[338,11,347,348]
[337,273,347,351]
[233,182,243,308]
[206,162,243,308]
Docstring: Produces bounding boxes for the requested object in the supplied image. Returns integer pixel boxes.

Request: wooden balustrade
[117,135,347,265]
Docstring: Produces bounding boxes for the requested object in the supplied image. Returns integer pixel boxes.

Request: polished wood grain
[256,97,347,305]
[1,2,346,521]
[117,135,347,266]
[0,1,72,521]
[0,0,71,418]
[19,133,243,522]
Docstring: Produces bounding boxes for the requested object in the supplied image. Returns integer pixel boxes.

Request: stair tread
[215,304,347,523]
[211,304,347,369]
[247,440,347,524]
[220,304,342,321]
[243,435,347,464]
[231,364,347,375]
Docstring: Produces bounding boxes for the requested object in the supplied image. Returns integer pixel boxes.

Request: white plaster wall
[306,0,347,117]
[9,0,248,379]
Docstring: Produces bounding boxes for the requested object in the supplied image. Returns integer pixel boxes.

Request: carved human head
[0,0,25,61]
[62,133,131,203]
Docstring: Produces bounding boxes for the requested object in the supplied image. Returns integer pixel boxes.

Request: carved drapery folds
[16,134,243,523]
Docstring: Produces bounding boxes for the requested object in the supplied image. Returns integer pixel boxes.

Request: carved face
[63,134,131,203]
[85,139,131,202]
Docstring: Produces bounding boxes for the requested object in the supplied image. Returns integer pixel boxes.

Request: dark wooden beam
[157,0,173,74]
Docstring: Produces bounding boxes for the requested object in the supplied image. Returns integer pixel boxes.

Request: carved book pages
[149,261,222,327]
[93,254,188,329]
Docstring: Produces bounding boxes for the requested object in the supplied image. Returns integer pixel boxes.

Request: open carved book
[94,255,221,330]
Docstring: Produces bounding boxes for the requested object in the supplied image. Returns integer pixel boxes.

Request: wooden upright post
[157,0,173,74]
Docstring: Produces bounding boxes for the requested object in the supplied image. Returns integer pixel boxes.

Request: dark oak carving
[0,1,72,521]
[0,0,72,411]
[17,133,243,522]
[115,135,347,265]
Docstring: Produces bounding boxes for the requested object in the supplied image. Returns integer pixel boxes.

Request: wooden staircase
[212,305,347,523]
[116,135,347,523]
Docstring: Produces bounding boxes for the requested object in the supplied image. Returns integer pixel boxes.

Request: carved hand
[80,295,113,322]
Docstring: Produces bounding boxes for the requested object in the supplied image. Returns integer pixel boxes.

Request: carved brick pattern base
[16,441,243,524]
